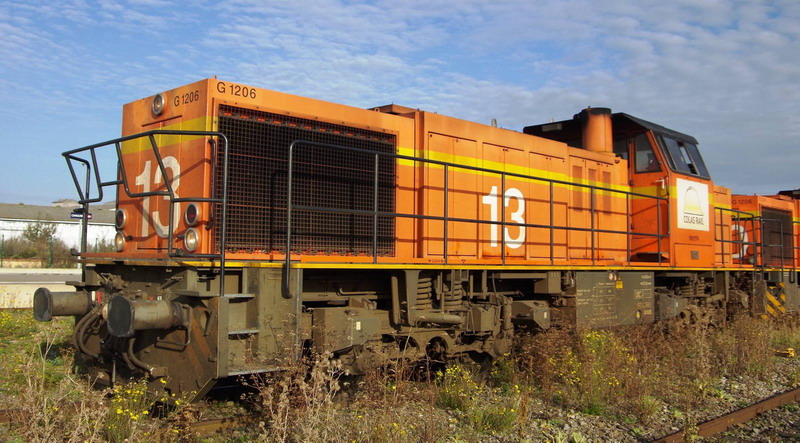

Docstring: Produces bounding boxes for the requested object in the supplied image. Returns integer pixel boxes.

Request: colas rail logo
[677,178,709,231]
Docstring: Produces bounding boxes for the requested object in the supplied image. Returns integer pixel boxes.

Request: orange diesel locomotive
[34,79,799,398]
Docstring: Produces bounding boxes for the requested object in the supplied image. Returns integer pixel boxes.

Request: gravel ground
[715,404,800,441]
[505,357,800,442]
[198,353,800,441]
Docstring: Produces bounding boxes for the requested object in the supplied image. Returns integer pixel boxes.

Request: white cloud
[3,0,800,203]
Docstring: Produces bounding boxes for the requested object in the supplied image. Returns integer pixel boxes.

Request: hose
[127,337,155,375]
[73,307,101,359]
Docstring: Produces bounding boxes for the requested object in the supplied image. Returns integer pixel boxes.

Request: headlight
[184,203,200,227]
[114,231,125,252]
[151,93,165,115]
[184,228,199,252]
[115,209,127,229]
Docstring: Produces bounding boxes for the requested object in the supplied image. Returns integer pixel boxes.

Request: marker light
[184,203,200,226]
[152,93,165,115]
[114,231,125,252]
[184,228,199,252]
[115,209,127,229]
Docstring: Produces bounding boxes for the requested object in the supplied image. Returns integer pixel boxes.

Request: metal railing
[714,207,758,266]
[284,140,669,292]
[715,207,797,280]
[63,130,230,296]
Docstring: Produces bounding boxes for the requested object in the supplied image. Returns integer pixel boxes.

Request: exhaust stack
[579,107,613,153]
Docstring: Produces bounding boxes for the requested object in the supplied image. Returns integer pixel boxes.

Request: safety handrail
[714,207,759,267]
[63,130,230,298]
[284,140,670,295]
[715,207,797,278]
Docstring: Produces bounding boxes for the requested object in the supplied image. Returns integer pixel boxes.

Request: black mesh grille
[215,105,396,255]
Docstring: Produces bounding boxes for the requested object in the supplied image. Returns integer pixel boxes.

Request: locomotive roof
[523,112,699,147]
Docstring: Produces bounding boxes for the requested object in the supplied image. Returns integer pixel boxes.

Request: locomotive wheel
[671,305,714,333]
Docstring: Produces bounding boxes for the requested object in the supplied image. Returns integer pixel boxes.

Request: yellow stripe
[397,146,631,196]
[88,257,794,273]
[766,304,777,316]
[632,187,726,206]
[166,261,766,272]
[766,292,786,314]
[766,291,781,305]
[178,261,283,268]
[120,117,212,155]
[715,202,732,210]
[397,147,732,207]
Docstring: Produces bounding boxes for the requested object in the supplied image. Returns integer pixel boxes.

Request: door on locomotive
[612,126,669,263]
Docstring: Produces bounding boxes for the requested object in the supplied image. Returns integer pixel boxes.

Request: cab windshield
[658,135,710,179]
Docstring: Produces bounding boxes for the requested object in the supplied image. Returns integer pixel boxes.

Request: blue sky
[1,0,799,205]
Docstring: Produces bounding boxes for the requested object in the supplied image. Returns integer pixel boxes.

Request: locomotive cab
[525,111,716,267]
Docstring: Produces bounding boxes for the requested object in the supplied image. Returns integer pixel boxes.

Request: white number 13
[135,157,180,238]
[482,186,526,249]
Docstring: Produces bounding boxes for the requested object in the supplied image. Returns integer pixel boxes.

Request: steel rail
[652,385,800,442]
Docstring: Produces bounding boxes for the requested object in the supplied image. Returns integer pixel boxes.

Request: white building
[0,200,115,250]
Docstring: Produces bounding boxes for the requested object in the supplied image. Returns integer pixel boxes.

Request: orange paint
[85,78,796,273]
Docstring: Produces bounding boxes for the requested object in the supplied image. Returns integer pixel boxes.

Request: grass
[0,309,197,442]
[0,309,108,441]
[0,309,71,402]
[2,308,800,441]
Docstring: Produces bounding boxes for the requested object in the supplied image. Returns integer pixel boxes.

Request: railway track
[652,385,800,442]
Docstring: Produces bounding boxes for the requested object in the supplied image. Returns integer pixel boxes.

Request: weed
[467,402,518,434]
[434,364,481,411]
[105,379,155,442]
[490,354,516,390]
[3,307,800,440]
[2,316,107,442]
[633,395,661,424]
[248,353,342,442]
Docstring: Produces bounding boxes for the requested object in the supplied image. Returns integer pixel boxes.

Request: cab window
[634,133,661,173]
[659,135,710,178]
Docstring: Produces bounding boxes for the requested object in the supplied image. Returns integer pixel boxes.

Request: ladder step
[174,289,214,298]
[228,329,259,336]
[224,293,255,299]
